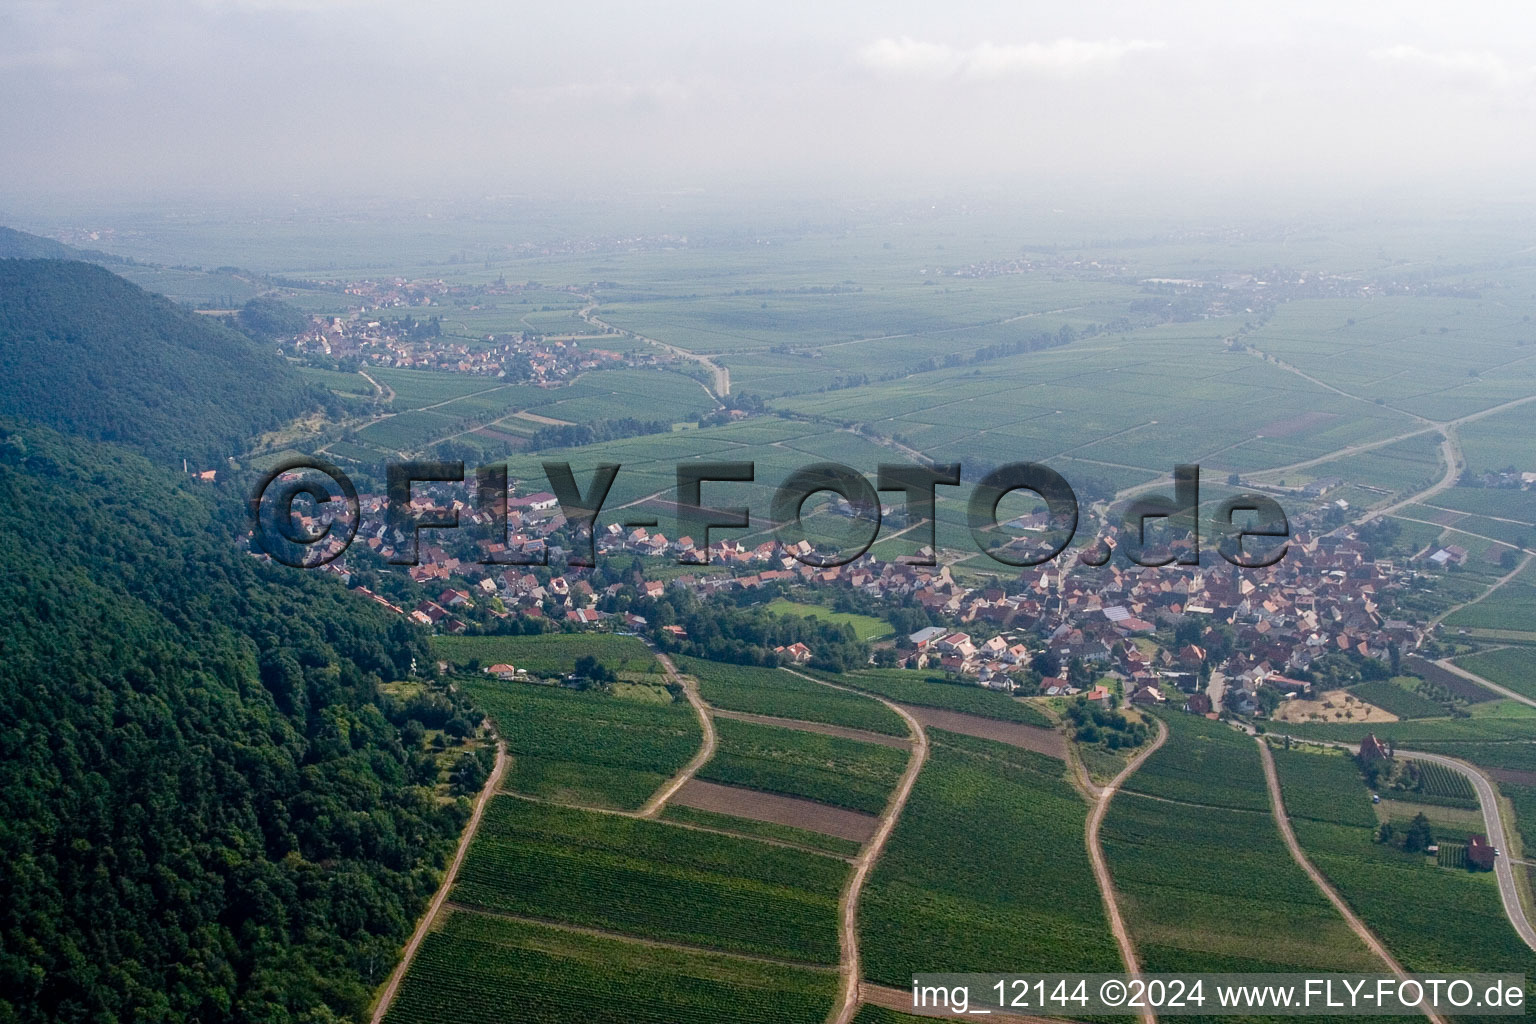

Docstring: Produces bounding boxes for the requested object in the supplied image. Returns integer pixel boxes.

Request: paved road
[1393,749,1536,953]
[1257,740,1447,1024]
[369,738,507,1024]
[1085,718,1168,1024]
[784,668,930,1024]
[639,652,717,817]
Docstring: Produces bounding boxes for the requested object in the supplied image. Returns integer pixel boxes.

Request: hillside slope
[0,259,319,463]
[0,421,472,1022]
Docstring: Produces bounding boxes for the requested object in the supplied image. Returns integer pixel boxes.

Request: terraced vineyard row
[1120,709,1271,811]
[384,910,837,1024]
[804,667,1053,727]
[697,717,907,814]
[453,798,846,963]
[676,656,907,736]
[859,730,1121,984]
[463,679,699,810]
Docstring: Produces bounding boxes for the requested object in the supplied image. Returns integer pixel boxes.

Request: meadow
[674,656,907,736]
[859,731,1121,985]
[453,798,846,963]
[765,598,892,640]
[383,910,837,1024]
[462,678,697,810]
[696,718,907,815]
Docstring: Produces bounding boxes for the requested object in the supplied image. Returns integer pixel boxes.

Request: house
[1129,685,1166,706]
[485,663,517,679]
[509,491,559,512]
[1468,834,1496,870]
[1357,733,1390,764]
[775,642,813,664]
[909,626,947,649]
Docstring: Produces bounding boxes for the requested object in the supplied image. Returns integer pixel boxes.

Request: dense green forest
[0,420,470,1022]
[0,260,320,464]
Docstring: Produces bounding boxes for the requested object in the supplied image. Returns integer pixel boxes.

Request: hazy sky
[4,0,1536,202]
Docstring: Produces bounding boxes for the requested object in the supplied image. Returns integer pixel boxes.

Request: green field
[1102,789,1380,976]
[434,633,659,677]
[1348,678,1449,719]
[384,910,837,1024]
[1121,711,1270,812]
[659,805,862,857]
[860,731,1121,984]
[464,678,697,810]
[1276,748,1536,1019]
[453,798,845,963]
[765,599,892,640]
[676,656,906,736]
[1455,647,1536,702]
[809,668,1053,727]
[696,718,907,815]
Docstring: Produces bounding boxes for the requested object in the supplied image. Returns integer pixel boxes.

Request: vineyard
[675,656,907,736]
[383,907,838,1024]
[1269,747,1376,827]
[1347,679,1449,720]
[696,718,908,815]
[805,667,1053,727]
[452,798,846,963]
[859,730,1121,985]
[1407,760,1478,808]
[1121,712,1271,812]
[1100,792,1380,974]
[660,805,863,857]
[1279,751,1536,1009]
[463,679,699,810]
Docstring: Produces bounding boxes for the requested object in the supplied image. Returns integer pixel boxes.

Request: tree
[1403,812,1435,853]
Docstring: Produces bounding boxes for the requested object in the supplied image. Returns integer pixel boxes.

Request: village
[264,468,1467,734]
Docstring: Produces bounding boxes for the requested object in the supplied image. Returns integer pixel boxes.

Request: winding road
[1393,748,1536,954]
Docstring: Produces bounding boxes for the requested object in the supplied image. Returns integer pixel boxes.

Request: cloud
[1371,44,1536,93]
[857,36,1165,79]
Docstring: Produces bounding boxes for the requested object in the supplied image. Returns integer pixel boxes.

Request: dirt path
[1256,740,1447,1024]
[639,652,717,817]
[580,301,730,397]
[784,669,930,1024]
[1084,717,1167,1024]
[1433,658,1536,712]
[369,739,507,1024]
[708,707,913,748]
[1429,551,1534,631]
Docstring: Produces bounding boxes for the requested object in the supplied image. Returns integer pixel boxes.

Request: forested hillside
[0,259,320,464]
[0,227,122,263]
[0,421,471,1022]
